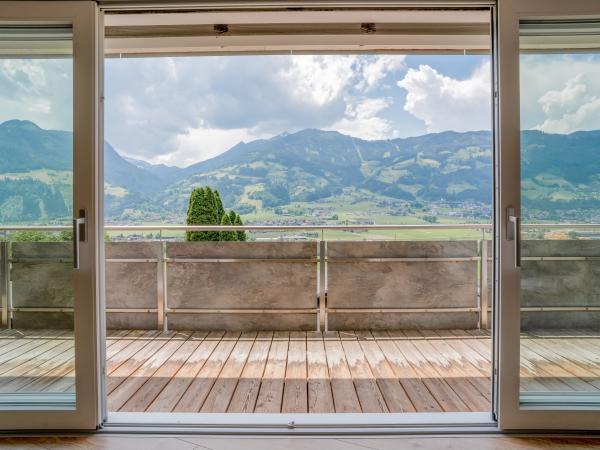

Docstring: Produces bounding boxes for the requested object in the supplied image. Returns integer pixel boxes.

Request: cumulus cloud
[519,55,600,133]
[0,59,72,131]
[280,55,357,105]
[328,97,397,140]
[104,54,412,165]
[146,124,269,167]
[356,55,406,91]
[532,73,600,133]
[397,61,492,132]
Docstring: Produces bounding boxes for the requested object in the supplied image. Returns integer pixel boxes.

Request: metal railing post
[479,237,489,330]
[1,240,8,328]
[157,235,165,332]
[160,236,168,333]
[318,239,326,332]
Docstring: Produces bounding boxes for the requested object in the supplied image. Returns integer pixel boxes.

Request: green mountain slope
[1,120,599,223]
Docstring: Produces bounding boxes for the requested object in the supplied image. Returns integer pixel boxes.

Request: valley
[1,119,600,236]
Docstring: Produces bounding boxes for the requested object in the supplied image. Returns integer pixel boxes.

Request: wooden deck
[0,328,599,413]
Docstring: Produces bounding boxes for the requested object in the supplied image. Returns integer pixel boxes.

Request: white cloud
[103,54,485,165]
[397,61,491,132]
[147,124,268,167]
[0,59,72,131]
[356,55,406,91]
[328,97,397,140]
[537,75,587,117]
[520,55,600,132]
[280,55,357,105]
[532,72,600,133]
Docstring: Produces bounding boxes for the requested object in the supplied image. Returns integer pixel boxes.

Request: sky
[1,53,600,167]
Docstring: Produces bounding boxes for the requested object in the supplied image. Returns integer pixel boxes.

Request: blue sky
[2,53,600,167]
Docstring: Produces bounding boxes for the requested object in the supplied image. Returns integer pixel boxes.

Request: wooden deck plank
[0,341,73,392]
[358,338,415,413]
[373,334,442,413]
[521,339,599,392]
[121,332,209,412]
[11,328,600,414]
[529,332,600,384]
[254,331,289,413]
[106,330,162,376]
[388,333,470,413]
[228,331,272,413]
[306,333,334,413]
[147,331,224,412]
[323,337,362,413]
[411,338,489,412]
[519,342,576,392]
[341,338,388,413]
[105,330,151,361]
[106,331,171,394]
[110,331,192,411]
[173,331,240,412]
[200,332,256,413]
[282,332,308,413]
[16,347,75,393]
[0,333,70,378]
[0,331,68,369]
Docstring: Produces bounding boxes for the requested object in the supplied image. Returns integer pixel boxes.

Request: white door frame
[496,0,600,431]
[0,1,102,430]
[98,1,499,432]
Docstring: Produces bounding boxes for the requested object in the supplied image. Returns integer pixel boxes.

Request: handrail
[0,223,599,232]
[0,223,600,232]
[1,224,492,232]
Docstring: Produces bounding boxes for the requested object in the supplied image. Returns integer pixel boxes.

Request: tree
[219,212,237,241]
[185,186,246,241]
[186,187,212,241]
[203,186,221,240]
[228,210,237,226]
[214,190,226,223]
[234,213,246,241]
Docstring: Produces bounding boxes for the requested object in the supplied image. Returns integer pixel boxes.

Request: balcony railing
[1,223,600,332]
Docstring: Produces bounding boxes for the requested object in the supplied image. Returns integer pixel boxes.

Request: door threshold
[104,412,497,434]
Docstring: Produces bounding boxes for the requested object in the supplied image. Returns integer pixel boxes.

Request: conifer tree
[234,213,246,241]
[185,188,205,241]
[202,186,220,240]
[219,212,237,241]
[214,190,226,223]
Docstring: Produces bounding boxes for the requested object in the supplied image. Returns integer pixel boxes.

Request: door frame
[496,0,600,431]
[0,1,102,430]
[98,1,499,432]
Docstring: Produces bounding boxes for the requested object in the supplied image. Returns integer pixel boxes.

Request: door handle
[507,207,521,268]
[73,214,86,270]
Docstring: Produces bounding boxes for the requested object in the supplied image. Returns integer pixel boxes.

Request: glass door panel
[0,1,99,430]
[518,21,600,407]
[0,25,75,409]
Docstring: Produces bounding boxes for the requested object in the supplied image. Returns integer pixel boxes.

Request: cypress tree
[219,212,237,241]
[186,188,205,241]
[214,190,226,223]
[203,186,220,240]
[234,212,246,241]
[228,210,237,226]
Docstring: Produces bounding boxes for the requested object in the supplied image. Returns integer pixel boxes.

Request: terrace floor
[0,329,599,413]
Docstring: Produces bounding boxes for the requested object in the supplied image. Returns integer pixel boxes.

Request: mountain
[1,119,598,223]
[124,156,183,182]
[159,128,494,216]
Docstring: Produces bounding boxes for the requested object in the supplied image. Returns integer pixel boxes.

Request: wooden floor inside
[0,328,599,413]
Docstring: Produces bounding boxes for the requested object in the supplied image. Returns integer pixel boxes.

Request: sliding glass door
[497,0,600,430]
[0,1,101,429]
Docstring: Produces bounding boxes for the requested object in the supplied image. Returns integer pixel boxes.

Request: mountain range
[0,119,598,222]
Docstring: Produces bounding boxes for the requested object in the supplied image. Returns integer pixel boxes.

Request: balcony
[1,224,599,413]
